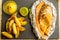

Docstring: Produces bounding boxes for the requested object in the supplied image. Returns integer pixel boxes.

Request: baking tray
[1,0,59,39]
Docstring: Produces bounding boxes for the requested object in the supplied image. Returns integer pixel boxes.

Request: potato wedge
[19,26,26,32]
[18,17,25,21]
[20,21,27,26]
[9,19,14,33]
[14,15,21,27]
[8,13,17,21]
[6,21,9,32]
[12,23,17,35]
[8,14,16,21]
[2,32,13,38]
[15,27,20,38]
[18,17,27,26]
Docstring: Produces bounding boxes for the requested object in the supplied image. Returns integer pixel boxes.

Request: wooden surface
[0,0,2,38]
[59,0,60,39]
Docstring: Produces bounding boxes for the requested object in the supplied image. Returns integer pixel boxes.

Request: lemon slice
[19,7,29,16]
[3,1,17,15]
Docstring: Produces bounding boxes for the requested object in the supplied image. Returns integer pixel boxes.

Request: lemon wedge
[19,7,29,16]
[3,1,17,15]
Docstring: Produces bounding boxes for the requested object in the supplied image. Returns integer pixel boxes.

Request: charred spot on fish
[44,33,48,36]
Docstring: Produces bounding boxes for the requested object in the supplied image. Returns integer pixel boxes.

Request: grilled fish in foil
[30,0,57,40]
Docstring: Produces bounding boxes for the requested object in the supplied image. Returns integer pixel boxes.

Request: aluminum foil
[30,0,57,40]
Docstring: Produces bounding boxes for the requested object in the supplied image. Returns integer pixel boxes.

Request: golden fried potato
[14,14,21,27]
[12,23,17,35]
[6,21,9,32]
[5,12,26,38]
[15,27,20,38]
[19,26,26,32]
[20,21,27,26]
[8,12,17,21]
[18,17,25,21]
[18,17,27,26]
[9,19,14,33]
[2,32,13,38]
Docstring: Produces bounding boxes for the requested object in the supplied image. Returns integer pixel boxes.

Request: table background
[1,0,59,39]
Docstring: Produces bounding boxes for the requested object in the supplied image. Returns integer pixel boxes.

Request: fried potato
[5,12,26,38]
[8,12,17,21]
[2,32,13,38]
[18,17,25,21]
[12,23,17,35]
[14,14,21,27]
[6,21,9,32]
[20,21,27,26]
[18,17,27,26]
[19,26,26,32]
[9,19,14,33]
[15,27,20,38]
